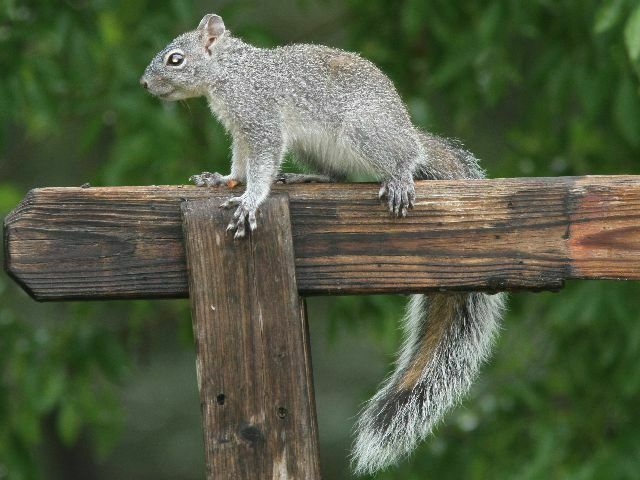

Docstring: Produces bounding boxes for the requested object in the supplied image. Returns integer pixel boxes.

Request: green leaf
[401,0,427,40]
[0,184,22,214]
[593,0,625,34]
[613,77,640,147]
[624,4,640,63]
[13,407,41,445]
[98,11,123,47]
[93,333,129,382]
[478,2,502,40]
[36,370,65,413]
[57,402,82,446]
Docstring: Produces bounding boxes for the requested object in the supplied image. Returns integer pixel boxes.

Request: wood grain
[182,195,321,480]
[4,176,640,300]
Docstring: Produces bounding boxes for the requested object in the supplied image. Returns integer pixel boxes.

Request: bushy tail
[352,293,505,475]
[351,132,505,475]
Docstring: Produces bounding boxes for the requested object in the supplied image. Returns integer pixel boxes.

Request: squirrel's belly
[284,119,377,176]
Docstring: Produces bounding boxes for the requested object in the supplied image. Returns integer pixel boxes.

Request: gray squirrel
[141,13,506,475]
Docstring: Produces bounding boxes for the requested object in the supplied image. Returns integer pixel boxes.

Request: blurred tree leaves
[594,0,626,35]
[2,0,640,479]
[624,3,640,72]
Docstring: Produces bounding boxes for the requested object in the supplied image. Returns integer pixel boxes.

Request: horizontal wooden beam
[4,176,640,301]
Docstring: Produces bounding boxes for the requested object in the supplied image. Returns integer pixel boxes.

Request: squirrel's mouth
[156,88,177,98]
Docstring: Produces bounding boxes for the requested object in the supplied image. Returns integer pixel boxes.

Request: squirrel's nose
[139,77,149,89]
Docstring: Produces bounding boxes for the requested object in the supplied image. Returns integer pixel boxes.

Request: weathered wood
[4,176,640,300]
[182,195,321,480]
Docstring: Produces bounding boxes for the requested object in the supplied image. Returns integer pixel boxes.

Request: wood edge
[24,284,568,303]
[4,188,36,224]
[5,188,191,301]
[567,174,640,280]
[6,176,640,206]
[20,291,189,303]
[298,283,566,297]
[0,176,614,194]
[298,299,321,472]
[3,190,41,302]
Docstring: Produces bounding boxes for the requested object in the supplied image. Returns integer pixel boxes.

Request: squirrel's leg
[275,149,346,184]
[372,142,417,217]
[343,117,418,217]
[221,140,284,239]
[189,138,249,188]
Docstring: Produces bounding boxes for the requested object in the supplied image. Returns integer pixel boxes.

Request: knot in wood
[239,425,263,444]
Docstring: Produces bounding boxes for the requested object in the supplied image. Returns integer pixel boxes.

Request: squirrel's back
[228,42,421,179]
[265,43,414,128]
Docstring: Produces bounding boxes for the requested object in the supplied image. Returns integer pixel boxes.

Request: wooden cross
[4,176,640,479]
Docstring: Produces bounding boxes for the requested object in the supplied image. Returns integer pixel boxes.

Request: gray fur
[352,292,506,475]
[141,14,419,236]
[142,14,506,475]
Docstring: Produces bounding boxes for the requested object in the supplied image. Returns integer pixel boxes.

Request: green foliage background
[2,0,640,478]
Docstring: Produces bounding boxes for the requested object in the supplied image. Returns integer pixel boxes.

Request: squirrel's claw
[220,197,242,209]
[379,178,415,218]
[222,196,258,239]
[232,220,246,239]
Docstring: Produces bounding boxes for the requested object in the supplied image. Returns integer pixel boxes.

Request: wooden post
[181,194,321,480]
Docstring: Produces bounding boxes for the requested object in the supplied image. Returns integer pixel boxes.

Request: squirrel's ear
[198,14,225,51]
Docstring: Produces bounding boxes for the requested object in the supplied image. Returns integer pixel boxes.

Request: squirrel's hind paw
[221,196,258,240]
[275,173,334,184]
[379,178,415,217]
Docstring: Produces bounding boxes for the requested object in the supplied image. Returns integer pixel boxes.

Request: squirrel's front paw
[220,196,258,239]
[189,171,240,188]
[379,178,415,217]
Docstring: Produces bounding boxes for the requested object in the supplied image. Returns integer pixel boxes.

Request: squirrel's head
[140,14,226,101]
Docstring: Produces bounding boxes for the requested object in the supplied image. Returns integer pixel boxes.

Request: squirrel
[141,14,506,475]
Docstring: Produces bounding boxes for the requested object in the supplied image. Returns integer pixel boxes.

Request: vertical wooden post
[181,194,321,480]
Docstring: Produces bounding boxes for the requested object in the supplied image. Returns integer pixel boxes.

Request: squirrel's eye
[167,53,184,66]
